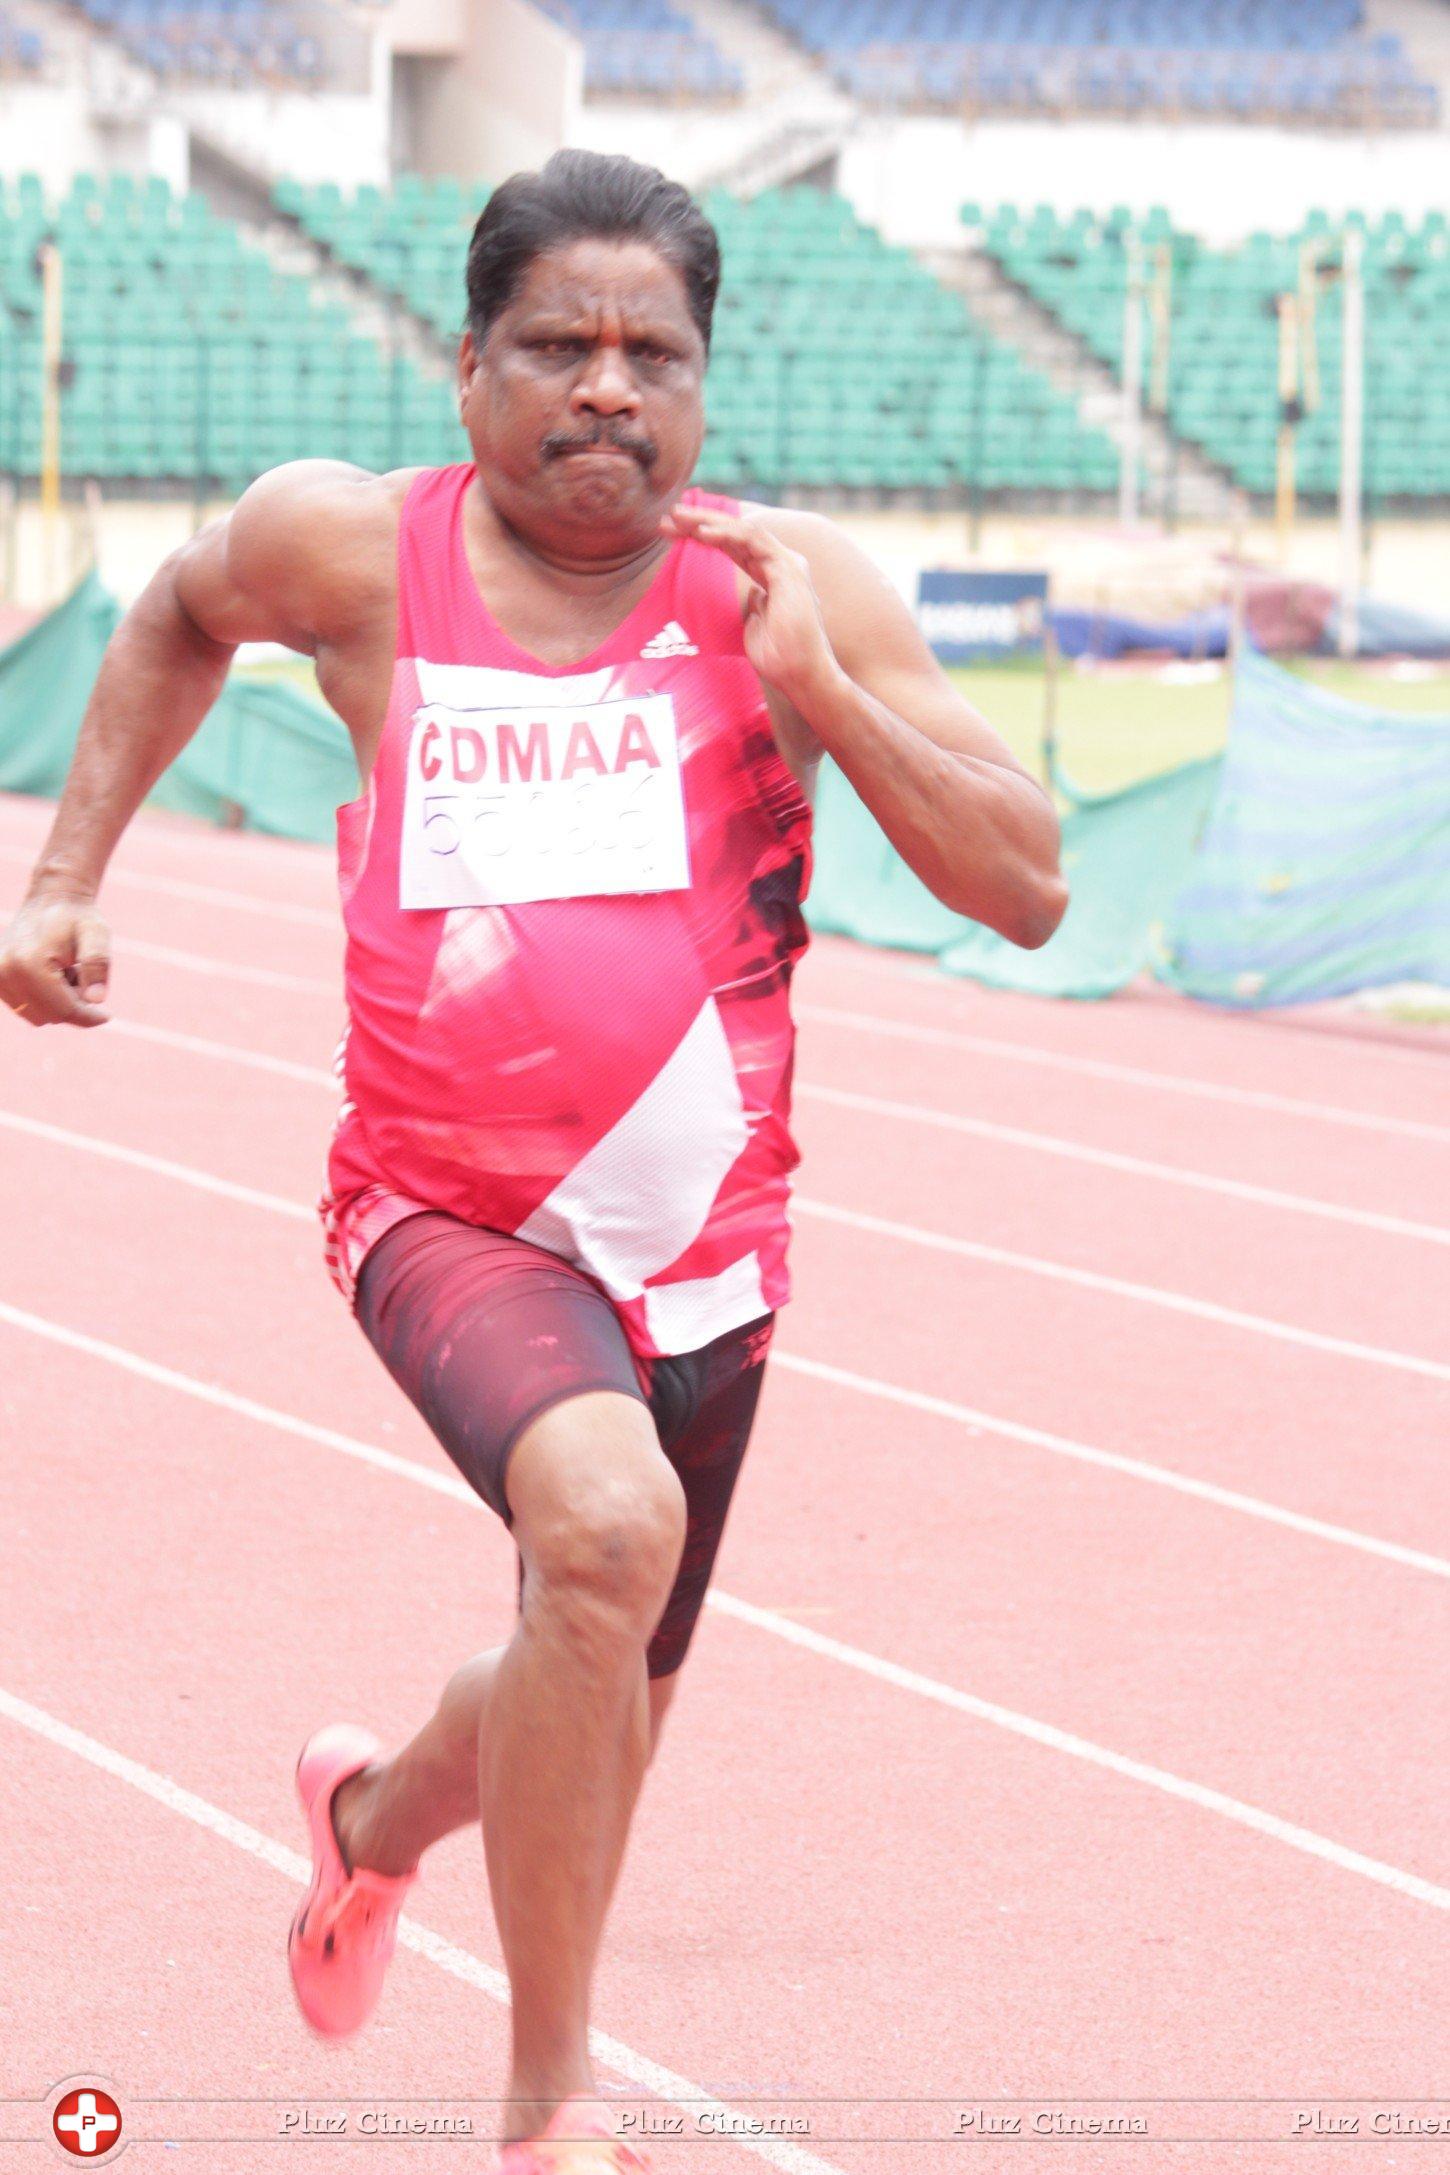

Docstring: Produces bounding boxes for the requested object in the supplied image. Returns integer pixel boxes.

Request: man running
[0,151,1066,2171]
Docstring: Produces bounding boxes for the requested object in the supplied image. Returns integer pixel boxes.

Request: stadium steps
[930,241,1240,523]
[671,0,856,194]
[701,115,855,197]
[251,195,453,384]
[672,0,849,108]
[14,0,151,107]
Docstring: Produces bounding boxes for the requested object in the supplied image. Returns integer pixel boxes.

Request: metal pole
[193,333,211,534]
[1118,229,1143,527]
[968,334,986,553]
[1274,291,1298,557]
[1337,225,1364,659]
[1040,597,1059,789]
[39,242,62,595]
[1150,240,1173,526]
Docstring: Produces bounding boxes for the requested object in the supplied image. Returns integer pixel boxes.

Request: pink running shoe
[495,2095,651,2172]
[288,1724,417,2039]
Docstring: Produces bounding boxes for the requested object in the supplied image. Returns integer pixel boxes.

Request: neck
[481,477,670,590]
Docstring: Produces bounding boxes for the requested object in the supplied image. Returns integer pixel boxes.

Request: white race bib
[399,693,691,909]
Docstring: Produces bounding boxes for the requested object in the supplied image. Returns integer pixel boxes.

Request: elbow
[1000,869,1069,950]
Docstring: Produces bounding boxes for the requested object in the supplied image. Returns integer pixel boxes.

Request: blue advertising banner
[916,570,1050,662]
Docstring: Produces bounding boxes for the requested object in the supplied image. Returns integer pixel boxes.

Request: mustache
[541,420,658,466]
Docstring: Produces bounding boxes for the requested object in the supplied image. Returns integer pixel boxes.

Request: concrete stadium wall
[569,101,1450,245]
[388,0,581,188]
[0,86,189,195]
[7,490,1450,625]
[835,115,1450,250]
[570,98,772,192]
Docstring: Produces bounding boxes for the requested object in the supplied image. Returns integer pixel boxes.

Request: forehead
[505,238,698,331]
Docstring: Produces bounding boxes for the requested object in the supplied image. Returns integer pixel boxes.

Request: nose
[570,338,641,419]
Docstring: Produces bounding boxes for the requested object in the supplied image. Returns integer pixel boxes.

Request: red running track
[1,792,1448,2174]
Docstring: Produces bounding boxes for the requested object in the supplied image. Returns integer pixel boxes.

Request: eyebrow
[516,313,688,348]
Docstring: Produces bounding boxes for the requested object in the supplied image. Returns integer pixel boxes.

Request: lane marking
[797,1002,1450,1149]
[110,1019,341,1089]
[1,1303,1444,1916]
[793,1197,1450,1385]
[798,1082,1450,1246]
[122,938,336,997]
[99,1024,1445,1250]
[0,842,339,928]
[6,1104,1448,1383]
[67,924,1450,1142]
[812,939,1450,1073]
[700,1598,1450,1914]
[0,1687,843,2175]
[769,1353,1450,1581]
[2,1290,1441,1579]
[0,1111,316,1220]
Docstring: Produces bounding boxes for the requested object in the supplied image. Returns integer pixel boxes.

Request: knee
[535,1473,688,1650]
[517,1415,688,1652]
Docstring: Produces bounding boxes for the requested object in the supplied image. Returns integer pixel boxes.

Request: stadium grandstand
[2,0,1450,607]
[746,0,1439,124]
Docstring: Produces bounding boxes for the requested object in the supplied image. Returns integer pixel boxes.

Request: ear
[457,329,479,412]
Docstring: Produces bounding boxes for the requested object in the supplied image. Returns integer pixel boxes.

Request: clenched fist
[0,893,112,1027]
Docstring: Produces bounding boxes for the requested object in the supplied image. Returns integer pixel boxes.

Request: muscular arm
[664,501,1067,949]
[1,460,396,1025]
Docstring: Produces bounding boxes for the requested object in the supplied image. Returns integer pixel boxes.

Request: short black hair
[465,149,721,354]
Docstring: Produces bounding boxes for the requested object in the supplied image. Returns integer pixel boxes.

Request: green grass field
[949,659,1450,796]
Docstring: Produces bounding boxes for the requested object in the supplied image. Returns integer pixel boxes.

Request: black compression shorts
[353,1210,773,1678]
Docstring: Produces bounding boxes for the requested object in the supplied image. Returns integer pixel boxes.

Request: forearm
[791,661,1067,945]
[28,559,236,901]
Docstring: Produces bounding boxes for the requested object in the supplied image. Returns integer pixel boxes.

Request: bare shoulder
[227,461,419,626]
[739,500,908,613]
[172,460,422,654]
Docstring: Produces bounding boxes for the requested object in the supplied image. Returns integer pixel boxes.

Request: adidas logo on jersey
[640,620,699,659]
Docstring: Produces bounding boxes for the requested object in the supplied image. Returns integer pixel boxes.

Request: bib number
[399,693,690,909]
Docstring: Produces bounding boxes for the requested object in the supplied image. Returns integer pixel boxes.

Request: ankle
[503,2079,597,2146]
[332,1763,417,1880]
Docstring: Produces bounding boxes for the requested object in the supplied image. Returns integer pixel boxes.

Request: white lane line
[796,1003,1450,1148]
[6,1103,1447,1383]
[798,1081,1450,1246]
[0,1687,843,2175]
[0,842,339,928]
[701,1598,1450,1914]
[1,1302,1444,1918]
[793,1196,1450,1386]
[811,939,1450,1072]
[0,1111,315,1220]
[98,1024,1442,1251]
[122,938,336,996]
[4,1287,1440,1581]
[770,1354,1450,1580]
[110,1019,341,1089]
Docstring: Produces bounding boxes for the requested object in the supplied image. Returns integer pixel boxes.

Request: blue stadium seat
[747,0,1437,124]
[537,0,741,97]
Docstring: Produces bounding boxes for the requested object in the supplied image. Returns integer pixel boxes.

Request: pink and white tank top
[320,463,814,1359]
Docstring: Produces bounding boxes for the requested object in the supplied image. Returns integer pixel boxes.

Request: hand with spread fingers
[0,893,112,1028]
[662,501,840,710]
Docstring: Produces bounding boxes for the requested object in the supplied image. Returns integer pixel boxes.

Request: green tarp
[151,676,358,843]
[1160,648,1450,1005]
[5,581,1446,1010]
[0,574,121,797]
[0,572,354,843]
[806,750,1223,1000]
